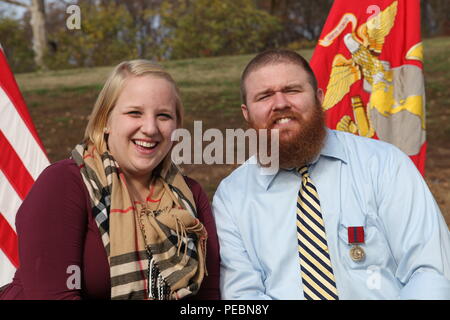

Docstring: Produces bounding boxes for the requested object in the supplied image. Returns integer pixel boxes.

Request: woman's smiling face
[106,75,177,181]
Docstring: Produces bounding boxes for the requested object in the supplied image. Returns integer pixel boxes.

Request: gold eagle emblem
[322,1,398,137]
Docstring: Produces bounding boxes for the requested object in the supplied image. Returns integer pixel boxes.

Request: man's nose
[272,92,291,111]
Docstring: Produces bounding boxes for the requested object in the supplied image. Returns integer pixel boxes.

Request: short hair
[240,49,318,104]
[84,60,183,154]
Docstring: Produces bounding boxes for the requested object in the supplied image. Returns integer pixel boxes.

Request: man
[212,49,450,300]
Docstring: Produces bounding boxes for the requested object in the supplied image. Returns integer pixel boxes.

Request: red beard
[250,102,327,169]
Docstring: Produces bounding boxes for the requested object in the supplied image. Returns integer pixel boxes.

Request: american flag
[0,44,49,286]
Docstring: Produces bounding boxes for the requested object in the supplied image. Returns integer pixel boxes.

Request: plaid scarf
[71,143,207,300]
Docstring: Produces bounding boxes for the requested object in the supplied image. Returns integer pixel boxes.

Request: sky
[0,1,29,19]
[0,0,63,19]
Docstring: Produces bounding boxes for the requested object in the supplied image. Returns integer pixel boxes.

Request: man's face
[241,62,326,168]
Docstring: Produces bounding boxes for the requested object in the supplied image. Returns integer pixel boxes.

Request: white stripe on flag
[0,171,22,232]
[0,248,16,287]
[0,86,49,180]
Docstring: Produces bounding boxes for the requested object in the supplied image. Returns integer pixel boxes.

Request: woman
[0,60,220,300]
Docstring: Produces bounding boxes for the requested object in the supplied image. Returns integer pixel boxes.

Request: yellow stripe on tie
[300,189,322,213]
[296,165,339,300]
[300,259,338,295]
[297,207,327,240]
[298,246,335,281]
[301,271,337,300]
[302,285,321,300]
[297,220,328,253]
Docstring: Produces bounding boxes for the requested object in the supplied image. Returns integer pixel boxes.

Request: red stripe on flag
[0,212,19,268]
[0,49,47,156]
[0,131,35,200]
[410,142,427,176]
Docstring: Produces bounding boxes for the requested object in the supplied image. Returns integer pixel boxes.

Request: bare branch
[0,0,30,8]
[59,0,76,6]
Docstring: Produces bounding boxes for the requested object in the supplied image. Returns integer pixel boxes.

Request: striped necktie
[296,166,339,300]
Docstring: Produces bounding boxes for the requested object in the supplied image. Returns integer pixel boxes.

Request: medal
[350,245,365,262]
[348,226,365,262]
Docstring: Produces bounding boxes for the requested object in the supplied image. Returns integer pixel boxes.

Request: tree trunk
[29,0,47,70]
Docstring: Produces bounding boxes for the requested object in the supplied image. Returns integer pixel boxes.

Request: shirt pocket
[337,215,393,270]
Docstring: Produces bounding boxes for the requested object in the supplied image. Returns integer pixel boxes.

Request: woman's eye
[158,113,173,119]
[127,111,141,116]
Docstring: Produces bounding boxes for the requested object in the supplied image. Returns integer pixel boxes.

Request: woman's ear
[104,114,112,134]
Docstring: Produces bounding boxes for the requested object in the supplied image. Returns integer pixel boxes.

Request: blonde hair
[84,60,184,154]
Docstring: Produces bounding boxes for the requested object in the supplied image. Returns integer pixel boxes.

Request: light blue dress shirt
[212,129,450,300]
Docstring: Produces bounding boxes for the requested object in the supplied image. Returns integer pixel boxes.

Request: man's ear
[241,104,249,123]
[316,88,324,105]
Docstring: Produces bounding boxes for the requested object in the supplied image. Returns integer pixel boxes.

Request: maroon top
[0,159,220,300]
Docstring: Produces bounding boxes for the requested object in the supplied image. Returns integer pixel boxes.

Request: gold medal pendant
[350,244,365,262]
[348,226,365,262]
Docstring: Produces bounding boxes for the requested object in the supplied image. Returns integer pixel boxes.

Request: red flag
[0,45,49,286]
[310,0,426,175]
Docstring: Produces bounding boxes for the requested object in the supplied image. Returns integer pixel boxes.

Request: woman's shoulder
[183,175,211,209]
[38,158,81,181]
[31,158,85,196]
[183,176,207,199]
[15,158,91,238]
[41,158,79,173]
[183,175,200,190]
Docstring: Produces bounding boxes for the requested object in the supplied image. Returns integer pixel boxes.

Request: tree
[119,0,165,59]
[256,0,333,47]
[45,1,138,69]
[0,0,48,70]
[421,0,450,36]
[0,16,35,72]
[161,0,281,59]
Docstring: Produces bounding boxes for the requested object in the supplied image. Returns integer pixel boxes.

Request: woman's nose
[140,116,159,136]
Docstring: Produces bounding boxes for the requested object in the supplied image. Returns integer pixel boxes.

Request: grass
[16,50,313,94]
[14,37,450,225]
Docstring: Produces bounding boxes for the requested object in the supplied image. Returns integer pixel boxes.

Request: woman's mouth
[132,139,158,154]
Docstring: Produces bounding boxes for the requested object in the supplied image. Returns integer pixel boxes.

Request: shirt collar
[259,129,348,190]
